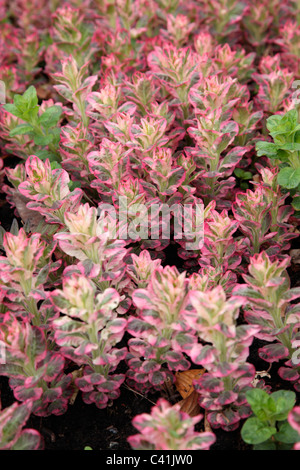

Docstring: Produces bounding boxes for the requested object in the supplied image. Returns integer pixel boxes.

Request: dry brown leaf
[162,375,175,399]
[175,369,205,399]
[177,390,201,417]
[69,367,84,405]
[291,249,300,264]
[12,192,44,230]
[204,410,212,432]
[36,84,52,100]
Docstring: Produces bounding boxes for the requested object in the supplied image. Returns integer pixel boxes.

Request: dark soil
[0,374,249,450]
[0,340,293,451]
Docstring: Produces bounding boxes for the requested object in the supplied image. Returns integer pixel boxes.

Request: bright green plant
[241,388,300,450]
[3,85,62,162]
[255,108,300,210]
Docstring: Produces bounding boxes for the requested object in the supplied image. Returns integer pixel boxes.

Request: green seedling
[256,108,300,210]
[4,85,62,162]
[241,388,300,450]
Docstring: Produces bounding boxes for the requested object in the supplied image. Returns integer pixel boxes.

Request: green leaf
[10,218,20,235]
[3,103,24,118]
[279,142,300,151]
[39,106,62,128]
[12,431,41,450]
[266,113,283,133]
[234,168,252,180]
[33,133,54,146]
[2,404,30,443]
[272,390,296,420]
[13,86,39,121]
[35,264,52,286]
[277,167,300,189]
[9,123,34,137]
[215,132,235,155]
[34,149,58,161]
[241,417,277,445]
[275,421,300,444]
[292,196,300,210]
[267,109,298,137]
[276,149,290,162]
[47,127,61,146]
[245,388,275,421]
[253,440,277,450]
[50,161,62,170]
[68,180,81,191]
[255,141,278,157]
[23,85,38,108]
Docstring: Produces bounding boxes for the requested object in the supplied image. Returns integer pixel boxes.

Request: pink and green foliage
[54,202,130,300]
[199,0,245,44]
[128,398,216,450]
[87,138,131,198]
[252,166,298,251]
[13,156,83,226]
[87,78,136,124]
[0,399,43,450]
[97,12,148,72]
[126,249,162,289]
[0,106,37,160]
[186,286,259,431]
[177,201,245,280]
[276,20,300,77]
[96,175,170,253]
[186,75,253,202]
[252,55,295,115]
[212,44,255,84]
[126,266,195,392]
[127,116,170,153]
[0,312,72,417]
[242,0,280,49]
[147,44,201,118]
[52,56,97,128]
[188,267,238,297]
[141,147,186,198]
[195,207,245,277]
[51,273,127,408]
[15,32,43,83]
[122,72,159,117]
[0,226,60,325]
[233,252,300,390]
[232,185,280,256]
[162,14,196,48]
[59,124,94,182]
[47,4,97,72]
